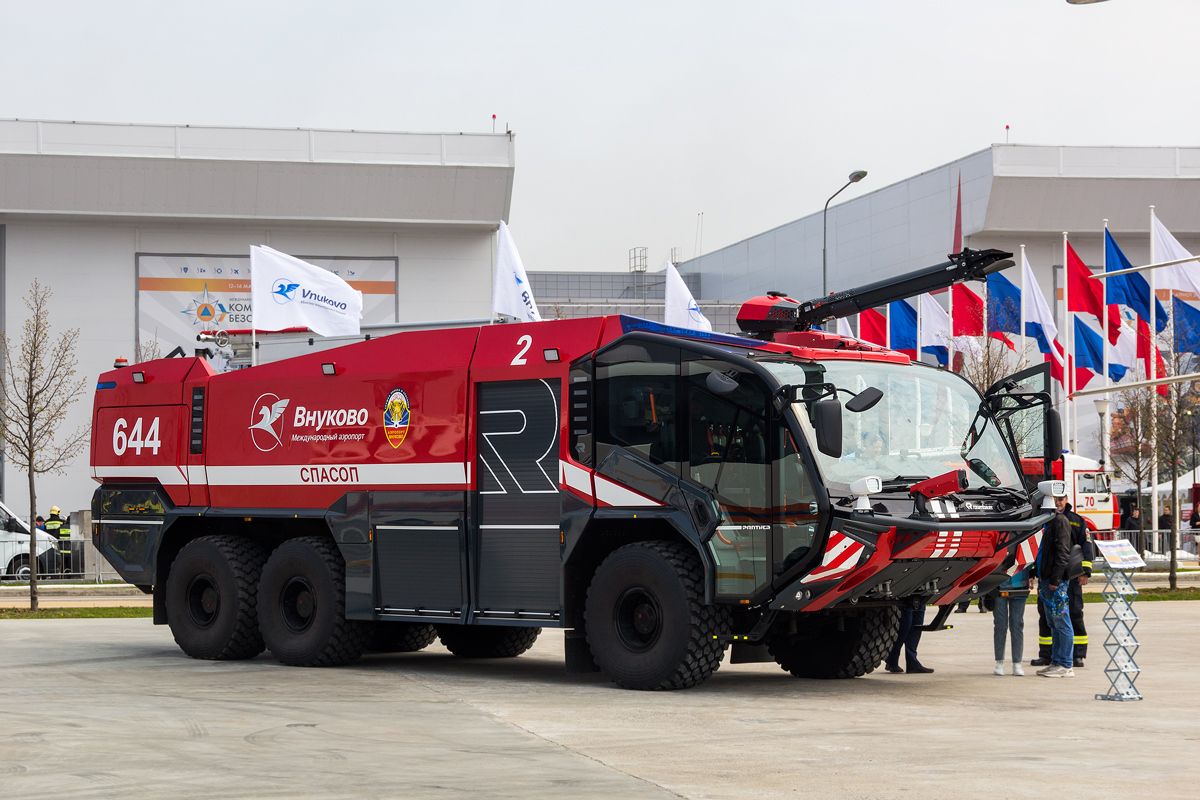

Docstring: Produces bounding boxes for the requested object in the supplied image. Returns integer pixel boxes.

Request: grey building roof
[680,144,1200,304]
[0,119,514,226]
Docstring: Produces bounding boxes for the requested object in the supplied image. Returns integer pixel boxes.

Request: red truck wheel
[585,540,729,690]
[257,536,367,667]
[164,535,268,660]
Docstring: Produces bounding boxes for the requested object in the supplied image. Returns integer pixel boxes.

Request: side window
[595,342,680,474]
[1077,473,1096,494]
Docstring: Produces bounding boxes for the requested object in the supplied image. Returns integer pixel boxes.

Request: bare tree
[135,329,162,364]
[1110,385,1155,552]
[0,280,90,610]
[1154,318,1200,591]
[955,334,1033,396]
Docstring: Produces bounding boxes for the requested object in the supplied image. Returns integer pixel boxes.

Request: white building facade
[0,119,515,519]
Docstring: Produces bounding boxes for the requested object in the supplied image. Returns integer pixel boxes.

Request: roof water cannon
[736,248,1014,340]
[909,470,968,501]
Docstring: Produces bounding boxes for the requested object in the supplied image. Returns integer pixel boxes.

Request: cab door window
[775,428,819,577]
[595,341,680,474]
[684,358,770,597]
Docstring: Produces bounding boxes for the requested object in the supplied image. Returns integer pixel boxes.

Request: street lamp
[1094,398,1111,470]
[823,170,868,296]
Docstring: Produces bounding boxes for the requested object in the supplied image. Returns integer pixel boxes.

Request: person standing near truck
[1035,491,1074,678]
[1032,496,1092,668]
[42,506,70,573]
[991,566,1030,676]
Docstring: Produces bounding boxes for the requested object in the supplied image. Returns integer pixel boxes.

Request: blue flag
[1174,296,1200,354]
[1074,315,1127,382]
[986,272,1020,335]
[890,299,917,352]
[1106,230,1167,333]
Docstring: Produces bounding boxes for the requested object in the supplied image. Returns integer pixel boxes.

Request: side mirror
[845,386,883,413]
[814,397,843,458]
[1046,408,1063,458]
[4,516,19,533]
[706,371,739,395]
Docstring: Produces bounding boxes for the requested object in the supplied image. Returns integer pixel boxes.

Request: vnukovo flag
[250,246,363,337]
[493,221,541,322]
[664,261,712,331]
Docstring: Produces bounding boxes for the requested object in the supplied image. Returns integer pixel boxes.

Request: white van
[0,501,59,580]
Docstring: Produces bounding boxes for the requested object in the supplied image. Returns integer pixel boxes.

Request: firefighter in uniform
[42,506,70,573]
[1032,497,1093,668]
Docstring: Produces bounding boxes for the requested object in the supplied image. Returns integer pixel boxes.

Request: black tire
[584,541,729,690]
[257,536,367,667]
[436,625,541,658]
[365,622,437,653]
[165,535,268,660]
[767,606,901,679]
[8,554,30,581]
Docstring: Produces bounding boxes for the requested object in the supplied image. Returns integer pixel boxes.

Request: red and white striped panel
[1007,530,1041,575]
[926,499,962,557]
[800,531,866,584]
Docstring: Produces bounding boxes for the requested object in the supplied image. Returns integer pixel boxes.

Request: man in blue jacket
[1036,491,1075,678]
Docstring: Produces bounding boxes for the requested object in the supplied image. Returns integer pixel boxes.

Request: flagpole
[916,293,922,363]
[948,286,954,369]
[1150,205,1159,535]
[1063,231,1072,453]
[251,327,257,367]
[886,304,891,350]
[1102,219,1111,471]
[1019,244,1026,365]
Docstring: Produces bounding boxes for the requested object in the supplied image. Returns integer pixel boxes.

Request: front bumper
[772,509,1053,612]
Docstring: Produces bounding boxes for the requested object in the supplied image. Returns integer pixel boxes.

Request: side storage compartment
[371,491,468,620]
[92,486,172,587]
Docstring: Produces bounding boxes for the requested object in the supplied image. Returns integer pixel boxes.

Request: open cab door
[983,362,1062,492]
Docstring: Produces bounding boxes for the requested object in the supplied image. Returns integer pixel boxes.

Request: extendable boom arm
[796,248,1013,330]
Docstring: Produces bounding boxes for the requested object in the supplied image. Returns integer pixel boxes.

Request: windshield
[760,359,1024,495]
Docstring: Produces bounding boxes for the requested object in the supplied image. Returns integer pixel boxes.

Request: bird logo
[249,393,291,452]
[271,279,300,304]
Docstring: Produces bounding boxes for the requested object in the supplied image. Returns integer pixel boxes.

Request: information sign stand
[1092,539,1146,702]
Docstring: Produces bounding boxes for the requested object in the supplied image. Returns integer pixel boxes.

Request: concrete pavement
[1,603,1198,799]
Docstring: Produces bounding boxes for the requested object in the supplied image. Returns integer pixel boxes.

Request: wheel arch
[563,511,714,631]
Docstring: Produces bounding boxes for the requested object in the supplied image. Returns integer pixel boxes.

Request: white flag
[250,246,363,337]
[918,293,950,352]
[836,316,855,338]
[1109,316,1138,379]
[664,261,712,331]
[493,221,541,322]
[1151,215,1200,297]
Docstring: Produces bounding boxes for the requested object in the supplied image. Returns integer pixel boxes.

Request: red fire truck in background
[1022,452,1116,533]
[90,249,1059,690]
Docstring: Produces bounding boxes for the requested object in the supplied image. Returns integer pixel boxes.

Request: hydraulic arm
[737,247,1014,336]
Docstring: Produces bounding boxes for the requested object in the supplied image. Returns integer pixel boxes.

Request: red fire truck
[91,248,1058,690]
[1022,453,1116,534]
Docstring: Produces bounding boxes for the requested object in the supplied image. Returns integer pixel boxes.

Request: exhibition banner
[137,254,396,370]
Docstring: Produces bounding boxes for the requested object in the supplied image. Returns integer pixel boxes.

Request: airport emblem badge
[384,388,411,448]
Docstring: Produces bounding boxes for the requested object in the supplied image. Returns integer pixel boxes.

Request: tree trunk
[27,464,37,611]
[1170,476,1179,591]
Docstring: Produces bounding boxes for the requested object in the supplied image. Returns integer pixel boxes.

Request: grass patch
[0,607,153,619]
[1023,586,1200,604]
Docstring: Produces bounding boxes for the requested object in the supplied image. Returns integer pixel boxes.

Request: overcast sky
[2,1,1197,274]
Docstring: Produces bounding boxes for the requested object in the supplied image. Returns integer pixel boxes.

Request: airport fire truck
[90,248,1059,690]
